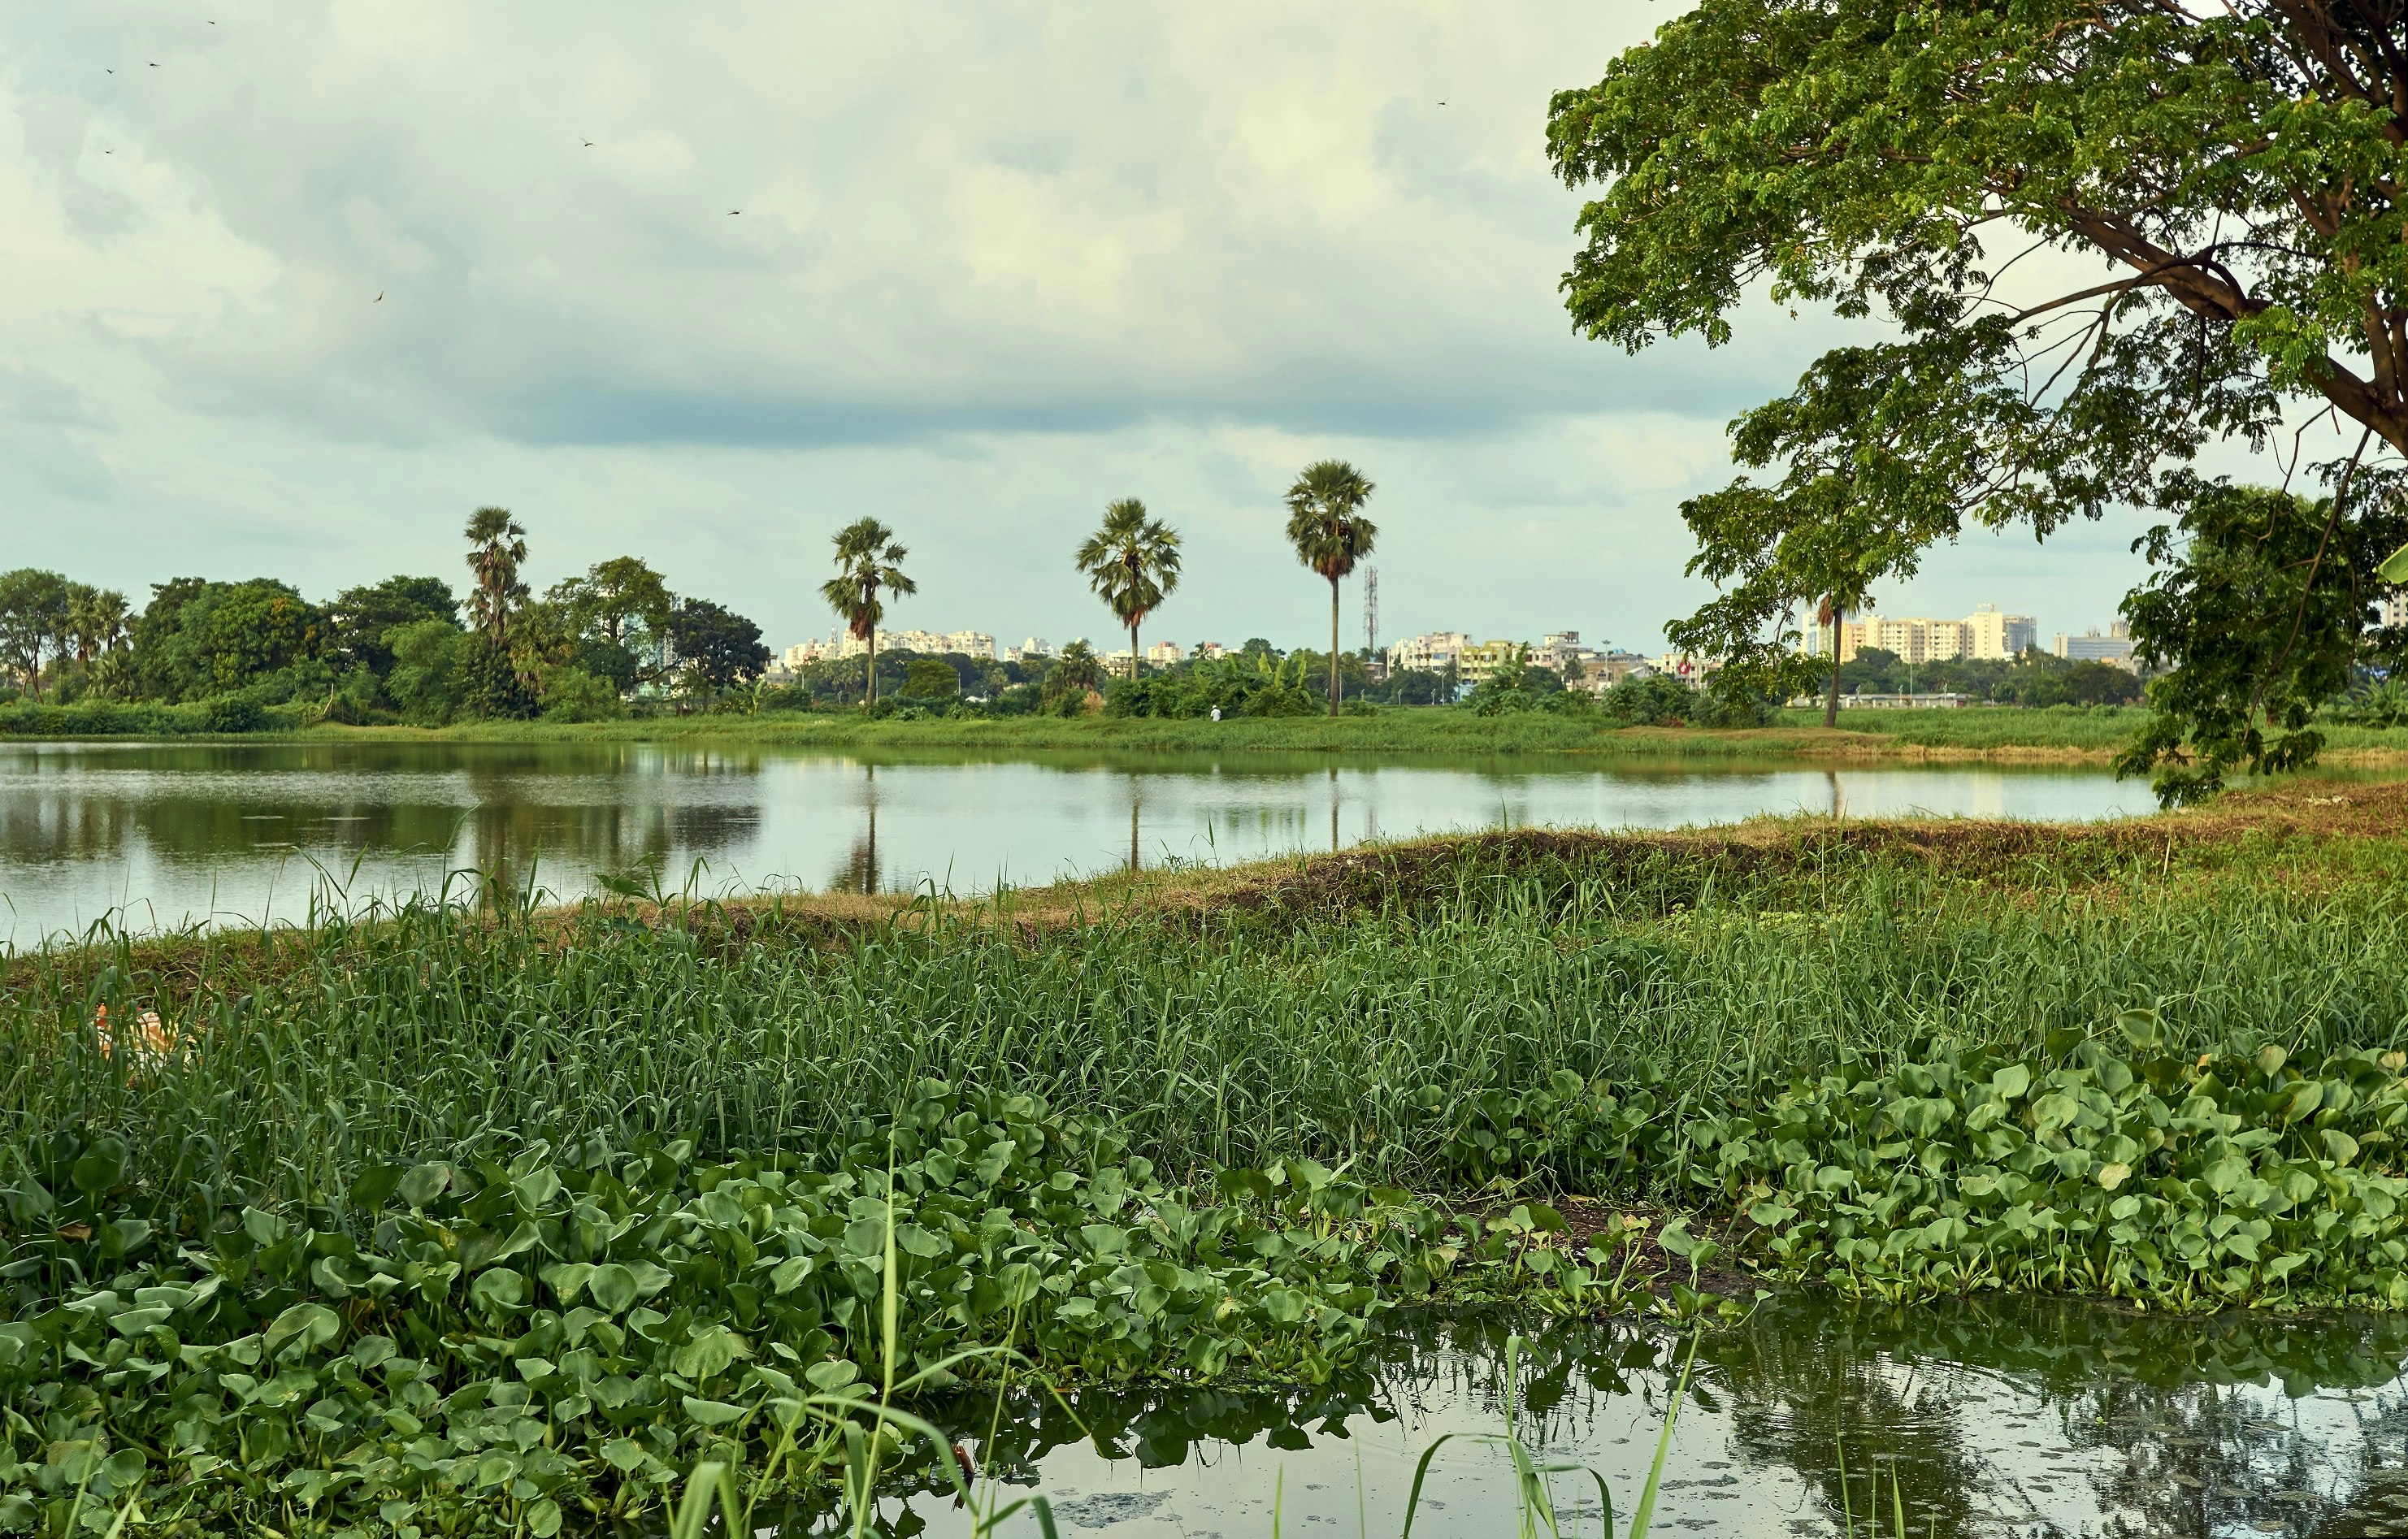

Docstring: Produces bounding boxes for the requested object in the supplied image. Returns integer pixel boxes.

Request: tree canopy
[1284,460,1377,717]
[1075,498,1182,680]
[1548,0,2408,795]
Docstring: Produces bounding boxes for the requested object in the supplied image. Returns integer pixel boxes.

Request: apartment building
[1812,605,2037,663]
[2054,628,2137,666]
[1387,631,1470,673]
[783,628,997,665]
[1456,640,1525,685]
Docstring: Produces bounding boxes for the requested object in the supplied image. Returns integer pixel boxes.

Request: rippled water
[0,739,2161,944]
[772,1296,2408,1537]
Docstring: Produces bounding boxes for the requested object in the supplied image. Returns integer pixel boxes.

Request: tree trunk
[1328,577,1341,717]
[866,627,877,705]
[1130,622,1140,682]
[1823,600,1843,730]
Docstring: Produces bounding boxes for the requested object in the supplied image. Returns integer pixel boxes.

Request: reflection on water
[794,1296,2408,1537]
[0,739,2164,944]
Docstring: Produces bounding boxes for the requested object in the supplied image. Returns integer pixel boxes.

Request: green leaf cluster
[0,1082,1614,1536]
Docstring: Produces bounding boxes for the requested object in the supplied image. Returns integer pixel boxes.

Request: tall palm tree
[1074,499,1182,682]
[820,518,915,704]
[463,506,528,644]
[1283,459,1378,716]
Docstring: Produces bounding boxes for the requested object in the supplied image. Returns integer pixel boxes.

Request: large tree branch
[2067,206,2408,452]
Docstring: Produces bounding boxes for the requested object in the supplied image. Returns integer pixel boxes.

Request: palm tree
[819,518,916,704]
[1074,499,1182,683]
[64,586,130,668]
[1283,459,1378,716]
[463,506,528,644]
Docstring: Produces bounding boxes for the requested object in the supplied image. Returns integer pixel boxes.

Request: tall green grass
[8,830,2404,1215]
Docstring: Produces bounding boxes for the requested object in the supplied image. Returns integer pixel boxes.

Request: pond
[0,739,2160,945]
[783,1295,2408,1537]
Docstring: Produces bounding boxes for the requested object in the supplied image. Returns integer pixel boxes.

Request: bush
[1104,666,1315,719]
[1601,672,1699,726]
[757,684,819,713]
[197,696,267,733]
[539,665,627,723]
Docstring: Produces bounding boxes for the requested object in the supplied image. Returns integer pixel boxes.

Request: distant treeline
[0,510,771,733]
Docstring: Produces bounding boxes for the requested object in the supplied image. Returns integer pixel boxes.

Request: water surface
[826,1297,2408,1537]
[0,739,2159,944]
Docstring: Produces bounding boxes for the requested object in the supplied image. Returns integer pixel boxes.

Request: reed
[7,817,2406,1212]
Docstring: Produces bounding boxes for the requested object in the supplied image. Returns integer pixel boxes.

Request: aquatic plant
[0,1082,1653,1536]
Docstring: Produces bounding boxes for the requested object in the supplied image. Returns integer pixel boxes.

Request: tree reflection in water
[729,1297,2408,1537]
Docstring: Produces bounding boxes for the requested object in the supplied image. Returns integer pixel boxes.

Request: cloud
[0,2,2158,648]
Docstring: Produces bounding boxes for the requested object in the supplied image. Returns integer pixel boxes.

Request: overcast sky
[2,2,2228,655]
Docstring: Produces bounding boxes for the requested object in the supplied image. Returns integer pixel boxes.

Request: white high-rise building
[1388,631,1470,672]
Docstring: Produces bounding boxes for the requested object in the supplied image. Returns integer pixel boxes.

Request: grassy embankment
[11,782,2408,1530]
[18,695,2408,761]
[315,700,2408,761]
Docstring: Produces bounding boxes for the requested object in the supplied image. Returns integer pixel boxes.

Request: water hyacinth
[0,1083,1640,1536]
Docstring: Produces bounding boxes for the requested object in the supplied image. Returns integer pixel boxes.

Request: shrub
[539,665,627,723]
[1602,673,1698,726]
[197,696,267,734]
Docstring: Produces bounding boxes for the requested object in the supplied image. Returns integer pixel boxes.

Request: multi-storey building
[785,627,996,664]
[1811,605,2037,663]
[1388,631,1470,674]
[1533,631,1583,671]
[1963,605,2038,660]
[2054,630,2137,666]
[1456,640,1529,685]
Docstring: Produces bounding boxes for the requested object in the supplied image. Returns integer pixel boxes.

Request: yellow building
[1456,640,1525,685]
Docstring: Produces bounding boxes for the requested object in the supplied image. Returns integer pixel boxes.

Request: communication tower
[1362,566,1383,680]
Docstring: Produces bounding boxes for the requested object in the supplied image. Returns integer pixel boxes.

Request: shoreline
[18,704,2397,763]
[11,777,2394,974]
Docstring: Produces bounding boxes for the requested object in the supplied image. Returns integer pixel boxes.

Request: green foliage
[328,576,457,678]
[1694,1027,2408,1310]
[462,508,528,647]
[1599,673,1698,726]
[197,696,267,734]
[0,700,319,738]
[1467,652,1583,718]
[1104,653,1315,718]
[1040,641,1106,709]
[1075,500,1182,678]
[461,634,537,721]
[1549,0,2408,788]
[0,570,71,702]
[384,619,471,727]
[0,1084,1613,1535]
[539,666,627,724]
[666,598,771,695]
[2119,475,2408,803]
[899,659,959,702]
[1285,461,1377,715]
[1832,648,2145,709]
[820,521,915,705]
[122,578,332,705]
